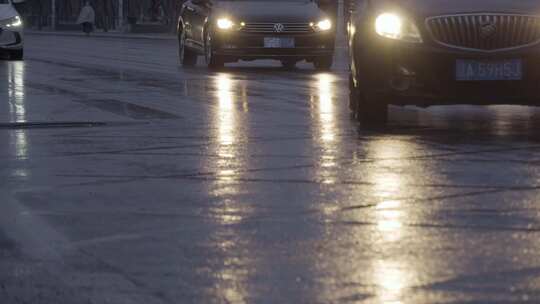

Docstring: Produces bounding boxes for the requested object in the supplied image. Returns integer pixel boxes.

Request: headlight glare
[375,13,402,39]
[316,19,332,31]
[375,13,422,43]
[1,16,22,28]
[217,18,234,30]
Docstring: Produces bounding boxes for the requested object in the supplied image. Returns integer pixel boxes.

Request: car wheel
[179,31,197,67]
[313,55,333,71]
[350,74,388,125]
[9,49,23,61]
[205,31,224,70]
[281,60,297,69]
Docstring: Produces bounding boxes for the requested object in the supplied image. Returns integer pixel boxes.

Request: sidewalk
[25,30,176,41]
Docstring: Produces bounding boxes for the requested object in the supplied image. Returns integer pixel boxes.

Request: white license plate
[264,37,295,48]
[456,59,523,81]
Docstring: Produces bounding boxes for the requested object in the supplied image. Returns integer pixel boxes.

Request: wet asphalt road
[2,33,540,303]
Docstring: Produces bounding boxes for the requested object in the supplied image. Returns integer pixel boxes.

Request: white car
[0,0,23,60]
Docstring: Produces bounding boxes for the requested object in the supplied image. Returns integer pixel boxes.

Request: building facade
[22,0,342,33]
[23,0,182,32]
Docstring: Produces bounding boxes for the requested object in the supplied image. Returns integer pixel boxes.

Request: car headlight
[217,18,234,30]
[0,16,22,28]
[315,19,332,31]
[375,13,421,43]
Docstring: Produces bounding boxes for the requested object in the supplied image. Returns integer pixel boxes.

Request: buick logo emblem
[274,23,285,32]
[480,21,497,39]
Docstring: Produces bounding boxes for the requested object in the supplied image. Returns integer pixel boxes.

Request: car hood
[370,0,540,18]
[213,1,325,23]
[0,4,18,20]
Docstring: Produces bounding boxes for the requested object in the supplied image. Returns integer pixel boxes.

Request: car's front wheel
[178,31,197,67]
[9,49,23,61]
[349,74,388,125]
[205,31,224,70]
[313,55,333,71]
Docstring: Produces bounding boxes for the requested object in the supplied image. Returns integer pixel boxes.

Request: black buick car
[178,0,336,70]
[348,0,540,124]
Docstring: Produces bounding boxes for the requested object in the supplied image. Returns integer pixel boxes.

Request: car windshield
[0,0,9,3]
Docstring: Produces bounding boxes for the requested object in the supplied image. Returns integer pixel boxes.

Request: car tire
[179,32,197,67]
[9,49,23,61]
[350,74,388,125]
[205,31,224,70]
[313,55,333,71]
[281,60,297,69]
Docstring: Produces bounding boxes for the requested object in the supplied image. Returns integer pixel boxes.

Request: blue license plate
[456,59,522,81]
[264,37,295,48]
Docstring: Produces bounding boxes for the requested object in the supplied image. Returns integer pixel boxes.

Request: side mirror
[12,0,26,4]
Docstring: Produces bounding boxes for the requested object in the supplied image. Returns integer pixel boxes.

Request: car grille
[240,23,313,34]
[426,14,540,51]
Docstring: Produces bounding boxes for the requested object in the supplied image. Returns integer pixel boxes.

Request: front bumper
[213,31,334,62]
[354,34,540,106]
[0,28,23,50]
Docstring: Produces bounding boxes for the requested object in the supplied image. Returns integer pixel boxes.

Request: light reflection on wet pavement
[1,34,540,303]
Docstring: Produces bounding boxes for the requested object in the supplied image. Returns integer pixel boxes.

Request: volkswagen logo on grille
[480,21,497,39]
[274,23,285,33]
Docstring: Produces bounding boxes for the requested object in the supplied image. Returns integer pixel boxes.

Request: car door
[181,1,197,44]
[189,0,212,48]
